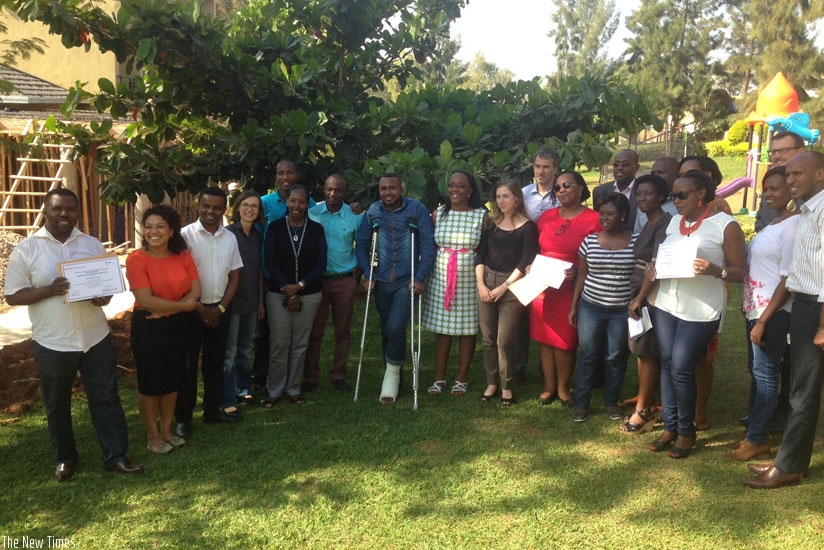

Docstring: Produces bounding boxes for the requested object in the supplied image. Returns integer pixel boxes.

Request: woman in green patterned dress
[422,171,488,396]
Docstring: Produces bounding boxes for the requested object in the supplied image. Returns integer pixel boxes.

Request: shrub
[727,119,750,145]
[703,139,749,158]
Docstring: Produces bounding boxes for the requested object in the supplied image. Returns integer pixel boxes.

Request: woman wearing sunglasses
[531,170,601,408]
[646,170,747,458]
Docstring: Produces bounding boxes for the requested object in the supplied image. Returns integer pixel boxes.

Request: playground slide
[715,177,752,198]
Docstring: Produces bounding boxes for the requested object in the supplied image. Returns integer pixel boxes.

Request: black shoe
[301,380,318,393]
[606,405,623,420]
[54,462,74,482]
[204,409,243,424]
[105,457,144,475]
[175,421,192,439]
[573,408,588,422]
[332,379,350,392]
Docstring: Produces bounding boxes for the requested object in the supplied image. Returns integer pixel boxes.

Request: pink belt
[442,246,471,310]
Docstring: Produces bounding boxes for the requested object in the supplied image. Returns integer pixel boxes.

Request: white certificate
[57,254,126,303]
[654,240,698,279]
[508,254,573,306]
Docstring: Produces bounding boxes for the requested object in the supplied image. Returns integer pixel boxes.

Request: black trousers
[176,306,231,422]
[775,299,824,473]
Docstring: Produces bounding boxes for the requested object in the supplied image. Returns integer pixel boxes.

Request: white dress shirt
[181,219,243,304]
[5,227,110,352]
[786,189,824,301]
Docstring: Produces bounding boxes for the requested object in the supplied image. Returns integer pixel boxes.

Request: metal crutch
[409,223,422,411]
[354,223,379,402]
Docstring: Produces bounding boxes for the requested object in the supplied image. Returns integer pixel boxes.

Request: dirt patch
[0,229,26,309]
[0,310,136,416]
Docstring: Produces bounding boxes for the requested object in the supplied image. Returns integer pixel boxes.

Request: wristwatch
[719,268,728,280]
[298,281,305,289]
[217,304,226,314]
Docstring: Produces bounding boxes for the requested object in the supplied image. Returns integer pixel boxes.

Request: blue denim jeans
[375,280,412,365]
[32,335,129,467]
[574,298,630,409]
[652,307,720,437]
[745,310,790,444]
[222,312,257,408]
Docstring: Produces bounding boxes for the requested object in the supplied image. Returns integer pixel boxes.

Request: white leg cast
[380,363,401,404]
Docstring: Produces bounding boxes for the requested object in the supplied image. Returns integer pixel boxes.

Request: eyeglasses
[769,146,803,156]
[556,219,572,235]
[668,189,698,201]
[239,203,260,210]
[553,181,577,193]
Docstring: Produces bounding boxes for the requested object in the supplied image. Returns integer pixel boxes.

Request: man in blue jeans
[356,174,435,404]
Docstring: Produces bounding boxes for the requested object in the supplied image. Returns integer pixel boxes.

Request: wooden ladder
[0,119,75,234]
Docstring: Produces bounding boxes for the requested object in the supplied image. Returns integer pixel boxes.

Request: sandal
[620,408,659,435]
[451,380,468,396]
[147,440,174,454]
[263,397,280,409]
[428,380,446,395]
[668,435,696,459]
[501,394,516,407]
[242,395,256,405]
[288,394,306,405]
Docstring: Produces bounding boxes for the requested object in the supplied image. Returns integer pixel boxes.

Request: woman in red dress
[531,171,601,407]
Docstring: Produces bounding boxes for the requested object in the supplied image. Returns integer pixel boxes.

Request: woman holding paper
[623,174,672,434]
[647,170,747,459]
[729,166,798,461]
[531,170,601,407]
[126,204,201,454]
[567,192,637,422]
[422,171,488,397]
[475,179,538,406]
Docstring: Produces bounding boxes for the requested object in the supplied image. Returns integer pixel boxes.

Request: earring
[697,199,703,208]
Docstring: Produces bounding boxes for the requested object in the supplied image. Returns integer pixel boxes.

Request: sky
[450,0,641,81]
[450,1,824,83]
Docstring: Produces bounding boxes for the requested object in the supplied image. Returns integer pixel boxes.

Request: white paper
[654,239,698,279]
[57,254,126,303]
[508,254,573,306]
[628,306,653,338]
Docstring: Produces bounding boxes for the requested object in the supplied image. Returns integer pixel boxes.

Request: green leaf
[439,139,452,161]
[98,78,116,95]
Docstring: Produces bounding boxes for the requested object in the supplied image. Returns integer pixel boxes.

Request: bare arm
[568,256,588,327]
[750,277,790,346]
[5,277,70,306]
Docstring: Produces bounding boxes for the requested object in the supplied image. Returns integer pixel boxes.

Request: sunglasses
[553,181,577,193]
[556,219,572,236]
[668,189,699,201]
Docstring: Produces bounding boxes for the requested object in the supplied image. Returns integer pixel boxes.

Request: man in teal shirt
[304,173,363,392]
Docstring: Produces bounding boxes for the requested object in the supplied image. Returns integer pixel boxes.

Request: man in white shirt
[522,146,561,222]
[744,151,824,489]
[593,149,640,231]
[177,187,243,437]
[5,189,142,481]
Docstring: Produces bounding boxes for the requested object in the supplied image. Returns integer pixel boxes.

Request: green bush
[703,139,749,158]
[727,119,750,145]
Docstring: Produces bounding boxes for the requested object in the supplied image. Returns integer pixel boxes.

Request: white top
[4,227,110,352]
[654,212,736,322]
[181,219,243,304]
[743,215,799,320]
[786,189,824,300]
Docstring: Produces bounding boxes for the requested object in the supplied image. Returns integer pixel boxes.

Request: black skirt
[130,309,195,396]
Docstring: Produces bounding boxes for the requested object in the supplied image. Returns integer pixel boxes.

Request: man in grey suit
[592,149,640,231]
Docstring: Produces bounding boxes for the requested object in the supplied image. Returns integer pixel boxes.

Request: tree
[460,53,514,92]
[548,0,619,85]
[622,0,727,152]
[723,1,824,101]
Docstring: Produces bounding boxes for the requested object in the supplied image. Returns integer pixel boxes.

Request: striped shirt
[579,233,638,307]
[786,188,824,301]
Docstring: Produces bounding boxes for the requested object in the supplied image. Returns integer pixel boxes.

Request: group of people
[7,133,824,490]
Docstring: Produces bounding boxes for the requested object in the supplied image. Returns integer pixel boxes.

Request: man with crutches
[356,174,435,405]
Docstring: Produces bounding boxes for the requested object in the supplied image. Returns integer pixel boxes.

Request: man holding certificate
[5,188,142,482]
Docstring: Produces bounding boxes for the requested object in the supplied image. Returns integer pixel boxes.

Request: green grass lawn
[2,285,823,548]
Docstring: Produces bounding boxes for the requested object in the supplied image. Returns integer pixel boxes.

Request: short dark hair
[287,184,309,200]
[232,190,264,224]
[772,131,805,149]
[199,186,227,206]
[44,187,78,205]
[556,170,590,202]
[380,173,402,185]
[141,204,188,254]
[600,192,631,220]
[679,155,722,186]
[324,173,347,190]
[635,174,669,198]
[616,149,639,163]
[676,169,716,202]
[535,146,560,167]
[761,165,786,184]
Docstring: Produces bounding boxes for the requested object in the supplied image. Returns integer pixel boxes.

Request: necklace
[679,207,711,236]
[286,217,307,281]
